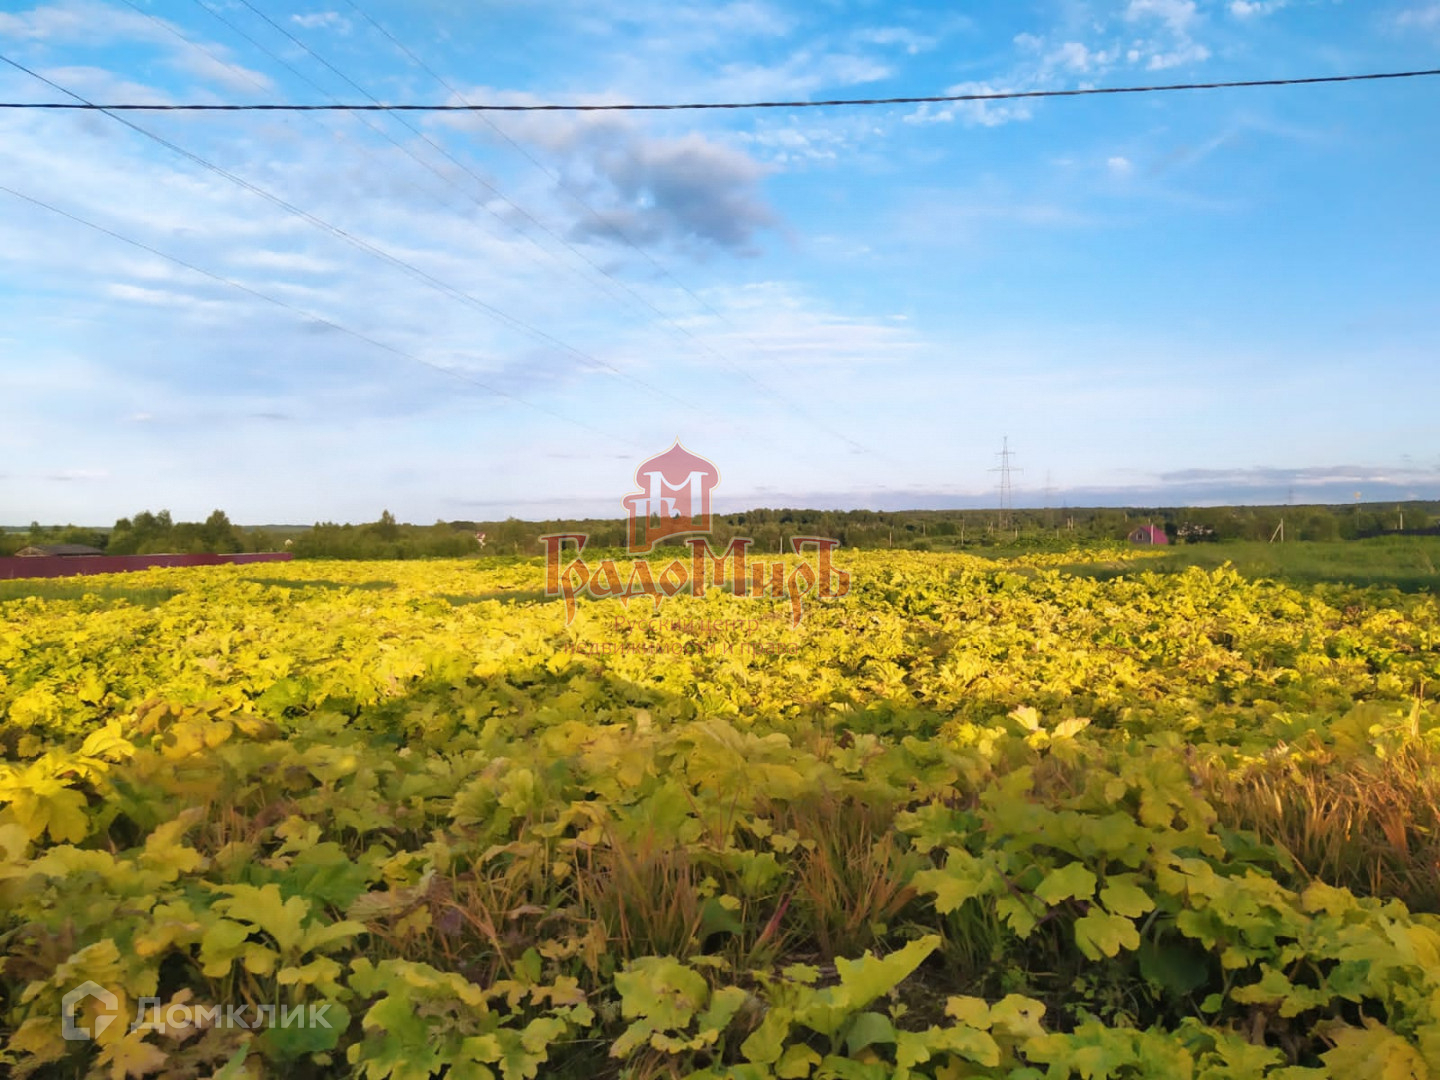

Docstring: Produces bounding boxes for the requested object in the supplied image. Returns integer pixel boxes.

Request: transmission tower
[990,437,1022,529]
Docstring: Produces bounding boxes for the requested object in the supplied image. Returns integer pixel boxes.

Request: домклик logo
[62,981,120,1041]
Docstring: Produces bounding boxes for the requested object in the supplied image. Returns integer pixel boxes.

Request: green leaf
[834,935,939,1011]
[741,1005,792,1065]
[775,1043,820,1078]
[990,995,1047,1039]
[700,896,745,939]
[260,1003,349,1059]
[696,986,748,1038]
[845,1012,897,1054]
[199,918,252,978]
[944,996,991,1029]
[1035,863,1098,906]
[612,956,708,1050]
[1074,911,1139,960]
[1138,940,1210,997]
[996,894,1042,938]
[912,851,1001,914]
[1099,876,1155,919]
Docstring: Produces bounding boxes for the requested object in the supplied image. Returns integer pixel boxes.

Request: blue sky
[1,0,1438,524]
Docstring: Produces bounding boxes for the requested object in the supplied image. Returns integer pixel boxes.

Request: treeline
[1,511,274,557]
[290,513,479,560]
[447,503,1439,554]
[6,502,1437,560]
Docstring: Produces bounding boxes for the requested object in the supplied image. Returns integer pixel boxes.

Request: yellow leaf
[98,1030,169,1080]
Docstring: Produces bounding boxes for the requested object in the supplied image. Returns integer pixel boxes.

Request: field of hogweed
[2,548,1440,1079]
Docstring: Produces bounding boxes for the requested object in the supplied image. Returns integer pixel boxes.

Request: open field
[3,548,1440,1078]
[1050,537,1440,594]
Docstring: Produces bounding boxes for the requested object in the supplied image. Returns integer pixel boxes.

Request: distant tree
[201,509,241,552]
[1299,513,1340,542]
[372,510,399,542]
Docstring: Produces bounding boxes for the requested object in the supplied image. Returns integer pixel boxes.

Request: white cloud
[1050,41,1097,72]
[291,11,352,33]
[1125,0,1200,33]
[1108,156,1134,175]
[1229,0,1288,17]
[711,50,892,99]
[1119,0,1213,69]
[0,0,155,45]
[0,1,274,92]
[230,250,340,275]
[1395,4,1440,30]
[1042,40,1121,76]
[1145,41,1212,69]
[854,26,936,54]
[906,82,1033,127]
[734,123,850,165]
[667,1,793,39]
[29,65,175,106]
[167,51,274,95]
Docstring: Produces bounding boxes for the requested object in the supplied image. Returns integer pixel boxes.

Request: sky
[1,0,1438,524]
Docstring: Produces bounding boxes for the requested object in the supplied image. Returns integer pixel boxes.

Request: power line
[219,0,853,454]
[2,67,1437,111]
[0,53,697,416]
[115,0,274,97]
[156,0,860,460]
[187,0,683,342]
[990,437,1022,531]
[339,0,876,458]
[0,182,636,449]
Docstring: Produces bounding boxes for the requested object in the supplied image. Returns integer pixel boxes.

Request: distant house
[1127,525,1169,546]
[14,543,105,557]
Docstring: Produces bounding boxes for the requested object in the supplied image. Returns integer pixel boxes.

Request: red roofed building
[1128,524,1169,545]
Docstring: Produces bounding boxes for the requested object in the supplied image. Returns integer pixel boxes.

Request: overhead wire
[340,0,877,458]
[2,67,1436,111]
[0,53,696,416]
[115,0,274,98]
[223,0,868,457]
[0,183,636,448]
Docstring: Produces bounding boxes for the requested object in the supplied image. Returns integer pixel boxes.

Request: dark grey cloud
[443,106,779,255]
[569,133,779,254]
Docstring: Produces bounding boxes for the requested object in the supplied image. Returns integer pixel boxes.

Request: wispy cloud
[853,26,936,54]
[906,82,1034,127]
[1394,4,1440,31]
[1228,0,1289,18]
[0,0,274,92]
[1123,0,1212,69]
[1125,0,1200,34]
[291,11,352,34]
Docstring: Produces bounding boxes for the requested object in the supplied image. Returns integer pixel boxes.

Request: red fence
[0,552,294,581]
